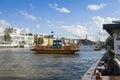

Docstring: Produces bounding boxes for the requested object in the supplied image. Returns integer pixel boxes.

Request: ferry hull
[31,49,79,54]
[30,46,80,54]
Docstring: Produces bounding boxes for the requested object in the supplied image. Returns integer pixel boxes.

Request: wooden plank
[102,76,120,80]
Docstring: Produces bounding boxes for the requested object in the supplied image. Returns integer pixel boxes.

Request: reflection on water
[0,47,105,80]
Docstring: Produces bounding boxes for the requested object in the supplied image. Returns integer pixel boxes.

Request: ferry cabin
[103,23,120,54]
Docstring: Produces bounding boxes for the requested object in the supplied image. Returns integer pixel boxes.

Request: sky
[0,0,120,41]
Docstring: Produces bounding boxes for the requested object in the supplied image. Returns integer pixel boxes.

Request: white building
[0,28,34,46]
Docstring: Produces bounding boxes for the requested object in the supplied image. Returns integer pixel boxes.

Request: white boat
[94,43,102,51]
[94,38,102,51]
[0,43,19,48]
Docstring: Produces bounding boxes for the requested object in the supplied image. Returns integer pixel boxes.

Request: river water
[0,46,106,80]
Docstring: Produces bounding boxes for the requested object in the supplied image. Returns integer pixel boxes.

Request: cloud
[87,3,106,11]
[17,10,36,21]
[49,3,70,14]
[21,27,30,34]
[56,8,70,14]
[61,24,90,39]
[36,24,41,28]
[92,16,120,41]
[0,19,11,28]
[25,28,30,33]
[92,16,120,28]
[0,19,33,34]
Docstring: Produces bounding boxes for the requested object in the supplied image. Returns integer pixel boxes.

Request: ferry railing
[81,52,106,80]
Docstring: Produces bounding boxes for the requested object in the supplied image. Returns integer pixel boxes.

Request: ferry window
[59,42,62,44]
[116,33,120,40]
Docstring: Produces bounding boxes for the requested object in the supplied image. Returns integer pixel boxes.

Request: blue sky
[0,0,120,41]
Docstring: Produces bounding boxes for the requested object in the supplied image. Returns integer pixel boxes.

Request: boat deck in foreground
[81,52,120,80]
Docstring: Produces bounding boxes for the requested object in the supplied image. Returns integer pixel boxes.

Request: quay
[81,21,120,80]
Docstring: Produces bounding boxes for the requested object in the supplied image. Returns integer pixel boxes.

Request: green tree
[106,36,113,46]
[34,36,38,44]
[4,32,11,42]
[22,41,25,44]
[38,37,43,44]
[28,33,33,36]
[34,36,43,45]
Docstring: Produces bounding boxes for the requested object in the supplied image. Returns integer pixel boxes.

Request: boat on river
[94,44,102,51]
[94,40,102,51]
[31,39,80,54]
[0,43,19,48]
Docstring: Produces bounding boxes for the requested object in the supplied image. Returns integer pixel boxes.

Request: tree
[106,36,113,46]
[34,36,38,44]
[106,36,113,49]
[38,37,43,44]
[4,32,11,42]
[34,36,43,45]
[28,33,33,36]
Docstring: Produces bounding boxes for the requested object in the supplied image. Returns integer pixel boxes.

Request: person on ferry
[102,50,120,76]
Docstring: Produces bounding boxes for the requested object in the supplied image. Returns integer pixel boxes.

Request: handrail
[81,52,105,80]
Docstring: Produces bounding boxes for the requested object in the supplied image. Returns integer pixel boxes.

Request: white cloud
[0,19,10,28]
[17,10,36,21]
[87,3,106,11]
[92,16,120,41]
[56,7,70,14]
[92,16,120,28]
[49,3,70,14]
[61,24,89,39]
[36,24,41,28]
[21,27,30,34]
[25,28,30,33]
[60,16,119,41]
[60,24,100,41]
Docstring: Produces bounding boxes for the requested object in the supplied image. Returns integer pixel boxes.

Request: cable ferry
[31,39,80,54]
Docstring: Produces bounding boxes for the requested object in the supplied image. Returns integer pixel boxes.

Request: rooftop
[103,23,120,36]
